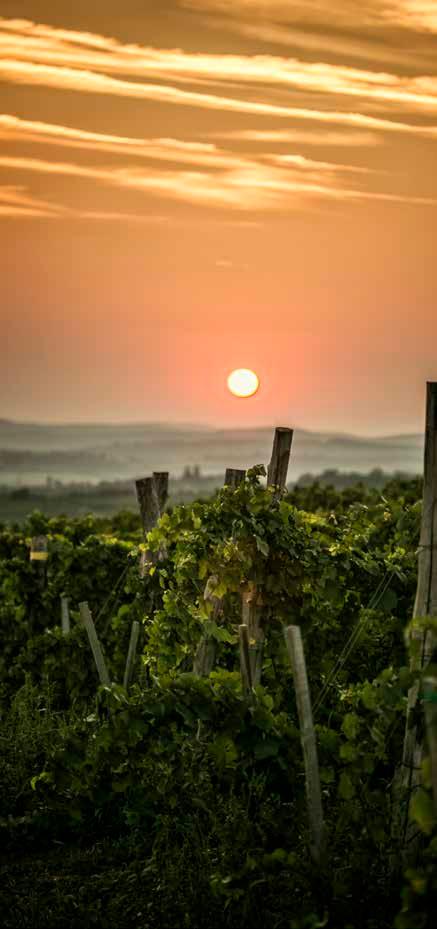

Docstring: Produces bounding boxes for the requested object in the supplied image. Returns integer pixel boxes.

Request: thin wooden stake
[60,595,70,635]
[123,620,140,689]
[193,576,220,676]
[30,535,48,587]
[242,582,264,686]
[224,468,246,488]
[153,472,169,512]
[284,624,324,865]
[79,601,111,687]
[239,624,253,694]
[267,427,293,491]
[193,465,245,677]
[400,383,437,849]
[424,674,437,815]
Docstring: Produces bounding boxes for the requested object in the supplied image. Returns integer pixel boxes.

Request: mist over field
[0,420,423,486]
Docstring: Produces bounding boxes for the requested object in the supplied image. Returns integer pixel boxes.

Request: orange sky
[1,1,437,433]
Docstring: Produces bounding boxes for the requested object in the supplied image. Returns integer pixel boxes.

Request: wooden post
[123,620,140,689]
[242,582,264,686]
[193,636,217,677]
[193,468,245,677]
[267,427,293,490]
[153,472,169,512]
[30,535,48,586]
[239,624,253,694]
[424,674,437,814]
[400,383,437,847]
[224,468,246,488]
[284,625,324,865]
[193,576,220,676]
[135,476,161,538]
[79,601,111,687]
[60,595,70,635]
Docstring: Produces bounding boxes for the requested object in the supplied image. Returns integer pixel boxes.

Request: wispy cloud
[2,17,437,123]
[182,0,437,33]
[214,129,382,146]
[0,114,239,169]
[0,184,66,217]
[1,59,437,142]
[1,153,435,212]
[1,15,436,220]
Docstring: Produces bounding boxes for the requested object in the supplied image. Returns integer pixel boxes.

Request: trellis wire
[313,570,392,716]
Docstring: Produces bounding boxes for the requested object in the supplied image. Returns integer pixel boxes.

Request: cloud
[1,16,436,220]
[0,114,242,170]
[182,0,437,33]
[0,183,66,216]
[388,2,437,33]
[1,17,437,123]
[214,129,382,146]
[1,153,436,213]
[0,181,171,222]
[1,59,437,142]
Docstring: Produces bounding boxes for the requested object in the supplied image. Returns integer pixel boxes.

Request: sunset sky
[1,1,437,433]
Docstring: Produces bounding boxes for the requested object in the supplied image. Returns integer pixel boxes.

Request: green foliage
[0,477,431,928]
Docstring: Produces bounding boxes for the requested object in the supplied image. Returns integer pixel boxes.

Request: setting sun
[227,368,260,398]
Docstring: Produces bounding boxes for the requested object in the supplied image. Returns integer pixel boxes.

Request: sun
[227,368,260,398]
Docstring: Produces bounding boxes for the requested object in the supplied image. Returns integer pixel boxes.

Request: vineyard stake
[239,624,253,694]
[400,382,437,852]
[424,674,437,814]
[242,582,264,686]
[193,470,246,677]
[30,535,48,588]
[123,620,140,689]
[135,475,162,575]
[284,624,324,865]
[60,595,70,635]
[193,576,221,676]
[267,427,294,491]
[135,476,161,538]
[79,601,111,687]
[225,468,246,487]
[153,471,169,512]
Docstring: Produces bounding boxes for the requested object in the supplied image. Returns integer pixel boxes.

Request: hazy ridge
[0,421,423,486]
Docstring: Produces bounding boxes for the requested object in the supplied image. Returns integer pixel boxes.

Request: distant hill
[0,421,423,486]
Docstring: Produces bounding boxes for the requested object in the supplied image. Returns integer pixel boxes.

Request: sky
[1,0,437,434]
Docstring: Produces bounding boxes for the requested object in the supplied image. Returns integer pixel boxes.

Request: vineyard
[1,415,436,928]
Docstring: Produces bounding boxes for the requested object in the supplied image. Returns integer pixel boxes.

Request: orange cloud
[1,17,437,120]
[1,59,437,141]
[1,153,436,212]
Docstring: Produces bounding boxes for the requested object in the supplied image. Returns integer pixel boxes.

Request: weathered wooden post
[267,427,294,491]
[30,535,48,587]
[238,426,294,687]
[239,624,253,695]
[225,468,246,488]
[123,620,140,689]
[193,470,246,678]
[135,475,165,575]
[135,476,161,538]
[193,576,221,676]
[60,595,70,635]
[79,601,111,687]
[400,382,437,849]
[423,674,437,814]
[153,472,169,512]
[242,582,264,686]
[284,624,324,865]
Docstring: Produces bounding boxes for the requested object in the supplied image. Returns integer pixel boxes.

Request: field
[1,472,436,928]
